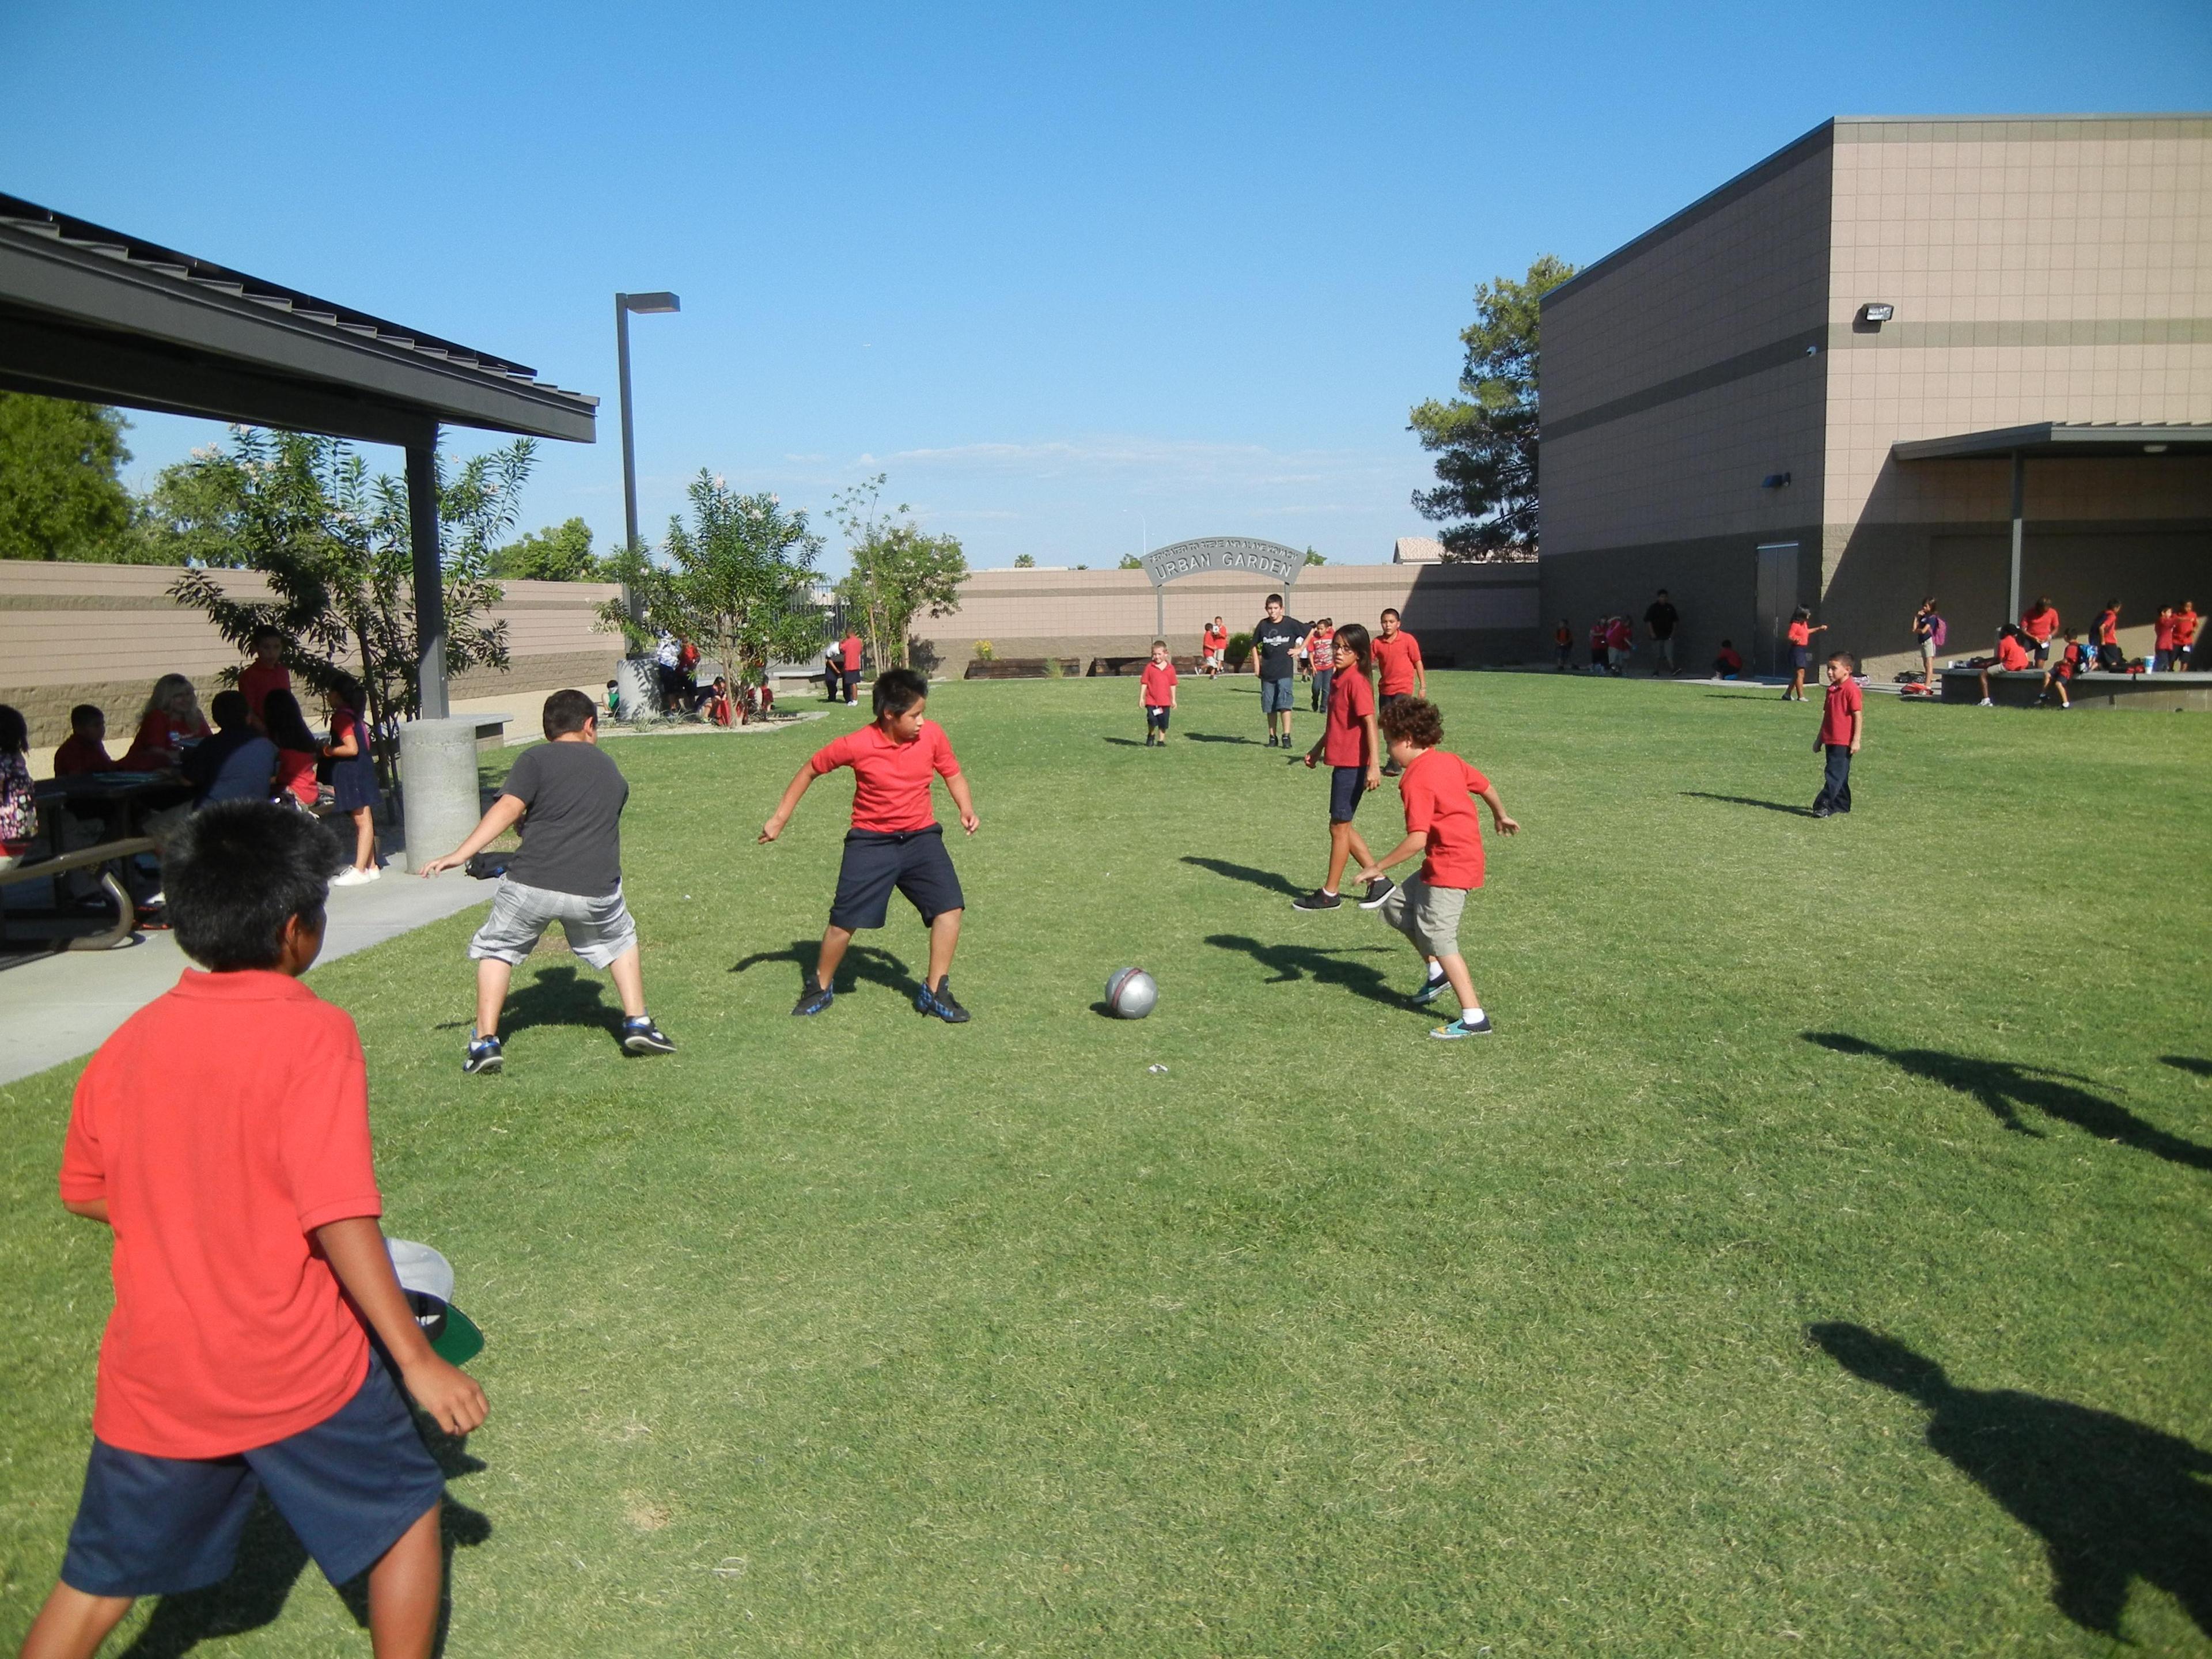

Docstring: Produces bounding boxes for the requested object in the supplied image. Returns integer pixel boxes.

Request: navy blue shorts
[830,825,965,930]
[330,752,380,814]
[60,1353,444,1597]
[1145,706,1170,731]
[1328,765,1368,823]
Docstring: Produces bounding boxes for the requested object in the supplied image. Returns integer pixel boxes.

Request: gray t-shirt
[502,740,628,897]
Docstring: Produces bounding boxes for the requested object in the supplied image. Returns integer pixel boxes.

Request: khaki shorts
[468,877,638,968]
[1375,876,1467,960]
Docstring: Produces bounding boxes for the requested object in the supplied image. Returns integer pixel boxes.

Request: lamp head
[620,291,681,315]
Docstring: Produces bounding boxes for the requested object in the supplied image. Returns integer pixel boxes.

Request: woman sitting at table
[120,675,210,771]
[1,706,35,872]
[261,689,322,810]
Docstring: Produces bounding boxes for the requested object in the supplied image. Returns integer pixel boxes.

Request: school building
[1537,115,2212,680]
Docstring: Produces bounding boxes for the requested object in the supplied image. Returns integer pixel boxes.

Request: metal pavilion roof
[1891,422,2212,461]
[0,191,597,447]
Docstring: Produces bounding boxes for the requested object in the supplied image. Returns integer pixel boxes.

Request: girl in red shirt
[262,690,323,809]
[1782,608,1827,702]
[1294,624,1384,911]
[121,674,211,771]
[323,675,381,884]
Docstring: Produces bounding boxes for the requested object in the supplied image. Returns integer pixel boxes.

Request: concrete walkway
[0,868,494,1088]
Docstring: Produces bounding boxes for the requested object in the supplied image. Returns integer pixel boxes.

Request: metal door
[1755,542,1798,676]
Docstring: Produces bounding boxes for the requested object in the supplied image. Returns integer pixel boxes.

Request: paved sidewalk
[0,868,494,1088]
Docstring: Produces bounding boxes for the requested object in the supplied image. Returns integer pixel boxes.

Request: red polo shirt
[839,635,863,673]
[239,660,292,721]
[1323,664,1376,767]
[1140,662,1178,707]
[1397,747,1492,889]
[1372,630,1423,695]
[60,970,381,1459]
[809,719,960,832]
[1817,676,1863,745]
[2022,607,2059,643]
[1997,635,2031,672]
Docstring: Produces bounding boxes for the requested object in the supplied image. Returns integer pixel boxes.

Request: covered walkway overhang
[0,191,599,715]
[1892,423,2212,623]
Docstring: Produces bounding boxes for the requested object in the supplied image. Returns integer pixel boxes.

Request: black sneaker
[1291,889,1342,911]
[463,1033,503,1075]
[622,1016,676,1055]
[915,976,971,1023]
[1409,971,1449,1006]
[792,981,835,1016]
[1358,876,1397,910]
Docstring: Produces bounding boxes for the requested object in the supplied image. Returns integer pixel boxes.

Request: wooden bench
[0,836,157,951]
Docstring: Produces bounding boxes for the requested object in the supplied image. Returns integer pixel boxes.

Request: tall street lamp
[615,290,680,623]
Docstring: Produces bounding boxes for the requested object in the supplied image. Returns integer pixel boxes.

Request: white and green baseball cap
[386,1238,484,1366]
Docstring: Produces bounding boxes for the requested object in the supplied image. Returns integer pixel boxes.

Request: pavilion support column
[407,434,448,719]
[2006,449,2025,628]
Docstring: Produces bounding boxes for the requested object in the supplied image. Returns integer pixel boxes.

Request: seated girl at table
[1,706,34,871]
[323,674,382,885]
[120,675,210,771]
[261,690,322,810]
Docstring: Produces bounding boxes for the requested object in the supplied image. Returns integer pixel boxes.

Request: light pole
[615,290,680,625]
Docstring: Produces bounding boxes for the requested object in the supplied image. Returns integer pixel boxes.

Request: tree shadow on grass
[121,1406,490,1658]
[2163,1056,2212,1078]
[1181,856,1302,899]
[1810,1322,2212,1641]
[731,940,911,997]
[1205,933,1404,1010]
[1681,791,1816,817]
[1806,1033,2212,1172]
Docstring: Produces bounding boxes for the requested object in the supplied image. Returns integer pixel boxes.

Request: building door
[1754,542,1798,675]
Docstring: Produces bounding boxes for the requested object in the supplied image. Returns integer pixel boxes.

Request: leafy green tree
[157,428,525,779]
[602,472,824,691]
[1118,554,1144,570]
[1408,253,1575,560]
[493,516,604,581]
[1304,546,1326,566]
[1012,553,1036,569]
[830,474,968,670]
[0,393,141,562]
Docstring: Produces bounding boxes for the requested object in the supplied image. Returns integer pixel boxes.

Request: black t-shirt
[502,740,628,897]
[1250,615,1305,680]
[1644,601,1679,639]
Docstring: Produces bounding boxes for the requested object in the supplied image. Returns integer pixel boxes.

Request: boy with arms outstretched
[1353,697,1520,1040]
[761,668,980,1022]
[21,801,487,1659]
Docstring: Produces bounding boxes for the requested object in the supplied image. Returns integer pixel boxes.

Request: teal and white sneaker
[1409,970,1449,1006]
[1429,1011,1494,1040]
[463,1033,503,1074]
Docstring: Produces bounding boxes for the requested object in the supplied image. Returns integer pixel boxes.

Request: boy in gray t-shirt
[418,688,674,1073]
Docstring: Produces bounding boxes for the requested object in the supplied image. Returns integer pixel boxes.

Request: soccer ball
[1104,967,1158,1019]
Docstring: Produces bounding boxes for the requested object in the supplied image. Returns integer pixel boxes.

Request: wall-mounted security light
[1858,302,1894,324]
[2143,443,2170,454]
[1762,472,1792,488]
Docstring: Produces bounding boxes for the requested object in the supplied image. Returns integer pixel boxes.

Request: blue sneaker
[1409,971,1449,1006]
[1429,1011,1494,1040]
[463,1033,503,1075]
[622,1015,676,1055]
[915,977,971,1023]
[792,982,835,1016]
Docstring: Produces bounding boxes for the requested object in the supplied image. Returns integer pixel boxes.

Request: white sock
[1426,963,1446,982]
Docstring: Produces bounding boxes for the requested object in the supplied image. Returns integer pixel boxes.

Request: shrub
[1226,631,1255,671]
[1043,656,1064,679]
[972,640,996,661]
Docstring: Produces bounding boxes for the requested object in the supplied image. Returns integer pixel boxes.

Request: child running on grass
[20,801,487,1659]
[1293,623,1388,912]
[760,667,980,1023]
[1353,697,1518,1039]
[1139,640,1178,745]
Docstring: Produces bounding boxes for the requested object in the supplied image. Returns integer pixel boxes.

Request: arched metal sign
[1138,536,1307,640]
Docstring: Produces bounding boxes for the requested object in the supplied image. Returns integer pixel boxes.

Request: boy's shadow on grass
[1183,732,1259,745]
[2164,1056,2212,1078]
[493,963,630,1048]
[1102,737,1149,747]
[1181,856,1302,899]
[1811,1322,2212,1640]
[1681,791,1815,817]
[1205,933,1402,1010]
[1807,1033,2212,1172]
[122,1412,490,1659]
[732,940,911,995]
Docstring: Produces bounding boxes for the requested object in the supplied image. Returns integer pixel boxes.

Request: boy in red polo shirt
[23,801,486,1659]
[839,632,865,704]
[1139,640,1178,745]
[1370,609,1426,776]
[1352,697,1518,1039]
[1975,626,2033,704]
[760,667,981,1022]
[2176,600,2199,668]
[1201,619,1228,677]
[237,626,292,728]
[1812,652,1864,816]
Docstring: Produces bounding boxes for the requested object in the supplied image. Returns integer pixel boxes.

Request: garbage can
[396,718,484,874]
[615,657,660,722]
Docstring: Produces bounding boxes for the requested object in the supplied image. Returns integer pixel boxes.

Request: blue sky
[4,1,2206,571]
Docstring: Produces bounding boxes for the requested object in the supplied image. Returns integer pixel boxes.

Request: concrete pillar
[407,438,449,720]
[396,718,482,874]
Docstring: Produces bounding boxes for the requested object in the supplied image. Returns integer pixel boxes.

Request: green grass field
[4,672,2209,1656]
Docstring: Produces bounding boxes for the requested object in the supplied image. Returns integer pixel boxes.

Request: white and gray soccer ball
[1105,967,1158,1019]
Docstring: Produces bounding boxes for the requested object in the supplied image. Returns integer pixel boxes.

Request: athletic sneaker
[1357,876,1397,910]
[332,865,380,887]
[1409,971,1449,1006]
[1430,1012,1494,1040]
[622,1015,676,1055]
[792,982,835,1016]
[1978,698,1994,707]
[1291,889,1342,911]
[463,1033,503,1075]
[915,977,971,1023]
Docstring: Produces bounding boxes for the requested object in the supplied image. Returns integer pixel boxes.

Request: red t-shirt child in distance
[2022,604,2059,644]
[53,733,120,776]
[840,635,863,673]
[808,719,961,833]
[1372,630,1423,696]
[1140,661,1178,707]
[1996,634,2031,672]
[239,659,291,722]
[1202,624,1227,655]
[1397,747,1493,889]
[1323,662,1376,767]
[59,969,383,1459]
[1817,675,1864,745]
[1787,619,1812,649]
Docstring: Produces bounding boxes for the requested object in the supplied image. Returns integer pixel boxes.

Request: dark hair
[543,688,597,739]
[1657,588,1669,596]
[1380,607,1401,620]
[261,689,317,752]
[1719,637,1734,647]
[327,672,363,714]
[250,624,285,647]
[873,667,930,715]
[165,801,344,971]
[210,688,251,730]
[0,704,25,755]
[1791,607,1810,623]
[1828,651,1855,670]
[70,703,104,732]
[1265,593,1283,608]
[1378,696,1442,749]
[1334,621,1373,670]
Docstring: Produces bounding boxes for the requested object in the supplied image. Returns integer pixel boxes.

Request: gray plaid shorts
[1374,877,1468,960]
[468,878,637,968]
